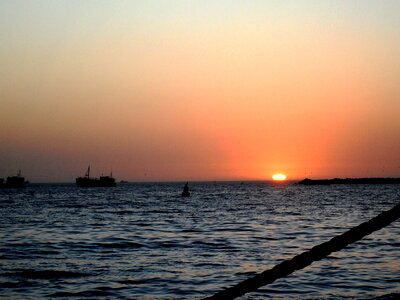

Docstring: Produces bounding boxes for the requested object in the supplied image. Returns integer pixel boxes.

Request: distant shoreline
[298,178,400,185]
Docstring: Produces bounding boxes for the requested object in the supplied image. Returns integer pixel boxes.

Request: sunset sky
[1,1,399,182]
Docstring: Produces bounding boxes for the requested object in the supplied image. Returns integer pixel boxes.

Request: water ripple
[1,182,399,299]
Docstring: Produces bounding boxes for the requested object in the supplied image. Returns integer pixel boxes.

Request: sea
[0,182,399,299]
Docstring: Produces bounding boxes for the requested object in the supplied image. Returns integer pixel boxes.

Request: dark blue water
[0,182,399,299]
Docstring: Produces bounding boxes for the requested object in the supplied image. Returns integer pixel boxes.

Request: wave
[48,289,116,297]
[0,281,39,288]
[117,279,149,285]
[95,241,144,249]
[3,269,91,280]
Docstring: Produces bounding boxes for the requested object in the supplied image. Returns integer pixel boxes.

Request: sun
[272,173,287,181]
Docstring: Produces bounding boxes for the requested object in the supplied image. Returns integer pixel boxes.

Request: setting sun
[272,174,287,181]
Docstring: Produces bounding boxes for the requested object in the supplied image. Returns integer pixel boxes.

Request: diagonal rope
[203,202,400,300]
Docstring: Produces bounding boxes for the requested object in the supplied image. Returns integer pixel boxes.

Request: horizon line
[13,176,400,185]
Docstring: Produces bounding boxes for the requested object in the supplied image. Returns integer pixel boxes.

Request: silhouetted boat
[76,166,116,187]
[0,170,28,188]
[182,182,190,197]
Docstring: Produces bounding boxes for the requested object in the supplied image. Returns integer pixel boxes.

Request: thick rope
[203,202,400,300]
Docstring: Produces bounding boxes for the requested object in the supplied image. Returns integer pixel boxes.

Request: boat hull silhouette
[76,166,116,187]
[181,191,190,197]
[0,171,27,189]
[76,176,116,187]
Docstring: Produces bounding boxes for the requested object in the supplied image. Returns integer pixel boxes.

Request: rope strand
[203,202,400,300]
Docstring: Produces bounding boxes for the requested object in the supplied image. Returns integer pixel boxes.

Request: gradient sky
[1,1,399,182]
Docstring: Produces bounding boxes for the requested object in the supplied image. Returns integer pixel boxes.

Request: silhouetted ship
[298,177,400,185]
[76,166,116,187]
[0,170,28,188]
[181,182,190,197]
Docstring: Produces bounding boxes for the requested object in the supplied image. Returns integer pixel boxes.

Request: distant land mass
[298,178,400,185]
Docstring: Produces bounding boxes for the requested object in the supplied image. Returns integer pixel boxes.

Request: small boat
[181,182,190,197]
[76,166,116,187]
[0,170,28,188]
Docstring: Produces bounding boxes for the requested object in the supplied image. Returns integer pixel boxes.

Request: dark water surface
[1,182,399,299]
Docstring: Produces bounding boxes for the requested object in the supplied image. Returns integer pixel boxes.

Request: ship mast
[85,165,90,178]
